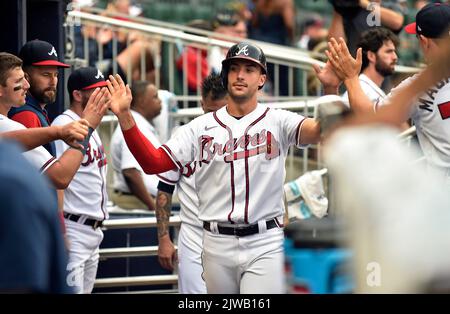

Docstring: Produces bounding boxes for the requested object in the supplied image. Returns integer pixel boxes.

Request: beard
[28,84,57,104]
[375,58,395,77]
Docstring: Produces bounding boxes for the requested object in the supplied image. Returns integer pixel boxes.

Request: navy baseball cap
[67,67,108,95]
[404,3,450,38]
[19,39,70,68]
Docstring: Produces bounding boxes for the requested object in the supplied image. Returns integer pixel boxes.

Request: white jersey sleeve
[0,115,56,173]
[274,109,306,148]
[162,118,200,168]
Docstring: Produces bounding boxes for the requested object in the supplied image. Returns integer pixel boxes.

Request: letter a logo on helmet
[236,45,249,56]
[221,42,268,90]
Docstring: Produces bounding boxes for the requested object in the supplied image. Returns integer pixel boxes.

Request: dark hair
[131,80,151,108]
[358,27,399,71]
[0,52,23,86]
[201,73,227,101]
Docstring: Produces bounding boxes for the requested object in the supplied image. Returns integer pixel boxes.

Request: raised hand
[106,74,132,117]
[312,60,343,90]
[81,87,109,129]
[58,119,90,149]
[326,37,362,82]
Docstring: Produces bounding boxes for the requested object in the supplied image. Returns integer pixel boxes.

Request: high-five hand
[106,74,135,130]
[81,87,109,129]
[106,74,132,117]
[59,119,90,149]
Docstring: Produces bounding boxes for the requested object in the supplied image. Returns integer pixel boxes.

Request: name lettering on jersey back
[418,77,450,114]
[82,143,107,168]
[199,128,280,163]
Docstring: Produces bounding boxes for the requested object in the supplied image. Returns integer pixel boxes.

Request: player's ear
[258,73,266,90]
[72,90,82,103]
[367,50,376,64]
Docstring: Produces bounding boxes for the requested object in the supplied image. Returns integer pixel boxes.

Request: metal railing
[66,9,421,109]
[93,215,181,291]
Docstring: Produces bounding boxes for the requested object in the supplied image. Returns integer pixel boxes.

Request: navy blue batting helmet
[221,42,267,90]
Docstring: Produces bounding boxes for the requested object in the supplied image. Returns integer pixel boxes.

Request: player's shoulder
[0,114,26,132]
[52,110,75,126]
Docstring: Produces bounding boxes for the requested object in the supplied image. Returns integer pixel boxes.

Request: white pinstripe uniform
[158,125,206,294]
[0,114,57,172]
[161,103,306,293]
[52,110,108,294]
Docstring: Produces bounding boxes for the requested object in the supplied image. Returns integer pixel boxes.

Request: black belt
[114,189,133,196]
[203,218,279,237]
[63,212,104,230]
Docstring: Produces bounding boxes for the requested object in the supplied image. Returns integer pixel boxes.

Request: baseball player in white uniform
[327,3,450,183]
[52,67,109,294]
[156,73,228,294]
[0,53,105,190]
[107,41,322,293]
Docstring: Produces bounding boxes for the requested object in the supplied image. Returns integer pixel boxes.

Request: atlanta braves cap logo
[95,69,104,79]
[48,46,57,57]
[236,45,249,56]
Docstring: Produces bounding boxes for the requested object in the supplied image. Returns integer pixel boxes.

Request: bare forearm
[377,70,436,125]
[328,11,346,41]
[1,126,60,151]
[123,168,156,211]
[45,149,84,189]
[299,118,321,145]
[324,85,340,95]
[380,7,404,31]
[344,77,375,114]
[155,190,173,239]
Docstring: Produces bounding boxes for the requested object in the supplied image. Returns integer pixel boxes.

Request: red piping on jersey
[213,111,236,224]
[296,117,306,146]
[275,217,284,228]
[40,156,56,173]
[161,144,184,170]
[157,173,178,185]
[122,124,176,174]
[243,107,270,224]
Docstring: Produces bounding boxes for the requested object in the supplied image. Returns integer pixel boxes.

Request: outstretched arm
[107,74,176,174]
[1,120,89,151]
[45,88,109,189]
[342,36,450,127]
[327,37,374,115]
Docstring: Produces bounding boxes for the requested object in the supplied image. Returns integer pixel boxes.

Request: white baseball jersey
[111,110,162,196]
[342,74,386,108]
[162,103,306,224]
[52,110,108,221]
[158,125,202,228]
[0,114,57,173]
[378,75,450,169]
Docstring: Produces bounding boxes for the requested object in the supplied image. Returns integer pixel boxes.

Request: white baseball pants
[201,224,285,294]
[177,223,206,293]
[65,219,104,294]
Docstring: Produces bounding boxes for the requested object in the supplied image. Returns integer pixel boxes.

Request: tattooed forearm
[156,190,173,238]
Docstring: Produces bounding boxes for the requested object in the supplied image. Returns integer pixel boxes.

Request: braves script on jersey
[380,75,450,169]
[162,103,306,224]
[52,110,108,221]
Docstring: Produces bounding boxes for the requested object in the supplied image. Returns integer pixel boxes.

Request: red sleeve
[122,124,176,174]
[10,111,42,128]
